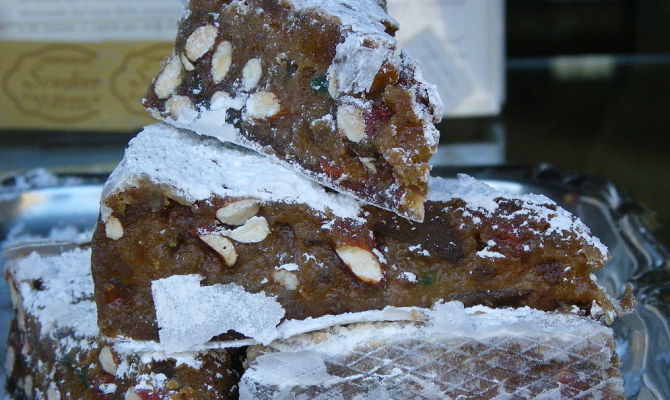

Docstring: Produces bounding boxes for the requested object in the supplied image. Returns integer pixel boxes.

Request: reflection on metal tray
[0,166,669,399]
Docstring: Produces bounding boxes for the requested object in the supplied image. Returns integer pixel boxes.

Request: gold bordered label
[111,44,173,116]
[3,44,101,124]
[0,41,171,131]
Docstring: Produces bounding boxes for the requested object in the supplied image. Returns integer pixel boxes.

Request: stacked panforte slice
[3,0,630,399]
[5,248,240,400]
[142,0,442,222]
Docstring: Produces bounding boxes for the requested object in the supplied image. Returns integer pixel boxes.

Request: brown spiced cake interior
[142,0,443,222]
[92,124,621,343]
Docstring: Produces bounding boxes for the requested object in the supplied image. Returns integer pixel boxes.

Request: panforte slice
[4,247,240,400]
[142,0,443,222]
[92,124,618,342]
[241,302,625,400]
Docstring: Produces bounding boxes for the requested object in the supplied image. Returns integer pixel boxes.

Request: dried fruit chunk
[199,234,238,266]
[185,24,218,61]
[335,246,384,284]
[216,199,261,226]
[143,0,444,222]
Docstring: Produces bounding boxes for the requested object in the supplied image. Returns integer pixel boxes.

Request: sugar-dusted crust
[92,125,616,342]
[4,248,241,400]
[142,0,443,222]
[241,302,625,399]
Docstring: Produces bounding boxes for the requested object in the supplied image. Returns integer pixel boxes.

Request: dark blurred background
[503,0,670,246]
[443,0,670,246]
[1,0,669,245]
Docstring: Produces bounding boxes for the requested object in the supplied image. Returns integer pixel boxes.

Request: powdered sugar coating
[104,128,606,261]
[287,0,398,38]
[429,174,609,259]
[151,274,285,353]
[103,126,607,264]
[328,34,393,97]
[101,124,363,221]
[5,248,208,365]
[288,0,397,98]
[5,247,237,397]
[9,248,98,346]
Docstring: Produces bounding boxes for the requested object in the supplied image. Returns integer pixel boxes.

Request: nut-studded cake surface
[4,247,241,400]
[92,124,618,343]
[142,0,443,222]
[241,302,625,399]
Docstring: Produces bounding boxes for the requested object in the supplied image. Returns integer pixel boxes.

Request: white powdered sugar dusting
[429,174,609,259]
[399,271,418,283]
[269,302,613,356]
[10,248,99,342]
[287,0,397,39]
[327,35,393,97]
[134,373,168,391]
[287,0,398,98]
[401,50,443,145]
[6,248,230,367]
[477,239,506,259]
[102,124,362,221]
[98,383,117,395]
[276,306,426,341]
[151,274,286,353]
[276,263,300,272]
[404,50,444,121]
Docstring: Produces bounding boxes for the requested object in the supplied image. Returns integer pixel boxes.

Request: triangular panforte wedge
[142,0,443,221]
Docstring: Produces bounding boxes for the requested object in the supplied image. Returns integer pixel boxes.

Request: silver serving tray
[1,167,669,399]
